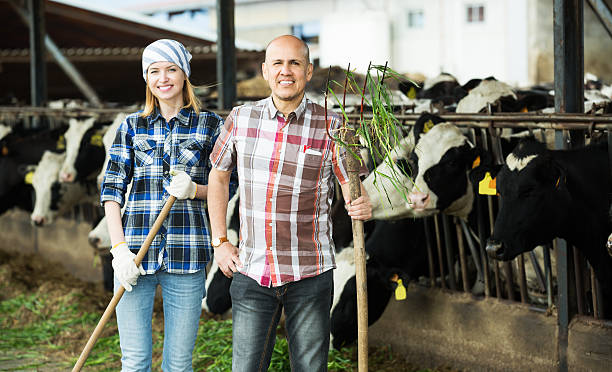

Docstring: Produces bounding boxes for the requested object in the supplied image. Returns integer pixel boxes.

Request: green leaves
[328,63,420,206]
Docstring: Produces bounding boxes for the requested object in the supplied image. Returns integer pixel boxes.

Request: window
[292,21,320,44]
[466,4,485,23]
[407,10,424,28]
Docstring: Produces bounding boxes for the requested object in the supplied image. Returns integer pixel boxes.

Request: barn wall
[369,284,558,371]
[568,316,612,371]
[370,284,612,371]
[0,208,102,283]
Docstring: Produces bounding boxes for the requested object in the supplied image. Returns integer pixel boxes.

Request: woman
[100,39,233,371]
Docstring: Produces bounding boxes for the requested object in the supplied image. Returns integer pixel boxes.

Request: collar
[265,95,307,121]
[146,106,193,126]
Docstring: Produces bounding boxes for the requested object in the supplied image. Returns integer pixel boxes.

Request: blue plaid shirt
[101,107,237,274]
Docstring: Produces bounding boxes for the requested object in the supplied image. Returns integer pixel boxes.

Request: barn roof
[0,0,264,105]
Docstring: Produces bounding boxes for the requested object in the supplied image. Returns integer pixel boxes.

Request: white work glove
[167,170,197,200]
[111,242,146,292]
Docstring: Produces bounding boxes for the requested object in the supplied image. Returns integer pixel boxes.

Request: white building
[118,0,612,86]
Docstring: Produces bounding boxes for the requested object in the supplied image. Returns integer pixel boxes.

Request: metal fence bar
[424,217,436,288]
[591,266,600,319]
[441,215,456,291]
[517,254,528,303]
[433,215,446,290]
[529,251,547,292]
[476,195,492,297]
[573,247,586,315]
[544,244,554,309]
[455,220,470,293]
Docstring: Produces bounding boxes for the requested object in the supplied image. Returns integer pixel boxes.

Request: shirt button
[268,223,273,227]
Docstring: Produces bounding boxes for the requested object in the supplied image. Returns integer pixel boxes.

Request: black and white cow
[330,217,430,349]
[30,150,92,226]
[59,117,106,183]
[0,125,67,216]
[485,138,612,316]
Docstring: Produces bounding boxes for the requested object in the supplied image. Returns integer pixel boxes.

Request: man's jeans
[230,270,333,372]
[114,270,206,372]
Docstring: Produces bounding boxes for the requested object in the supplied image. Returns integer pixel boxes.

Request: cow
[368,113,551,298]
[417,73,461,106]
[330,217,430,349]
[30,150,91,226]
[96,113,128,189]
[485,138,612,316]
[1,125,67,216]
[59,117,106,183]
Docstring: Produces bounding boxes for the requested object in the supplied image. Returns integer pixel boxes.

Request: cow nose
[31,216,45,227]
[486,239,504,259]
[408,192,430,210]
[88,236,100,249]
[60,172,74,182]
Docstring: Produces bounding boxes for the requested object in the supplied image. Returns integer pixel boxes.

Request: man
[208,35,371,372]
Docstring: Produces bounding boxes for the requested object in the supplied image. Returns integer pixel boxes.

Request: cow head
[364,113,443,220]
[408,122,480,219]
[31,151,65,226]
[486,139,569,261]
[59,117,96,182]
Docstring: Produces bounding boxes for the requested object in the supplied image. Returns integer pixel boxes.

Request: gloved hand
[167,170,197,200]
[111,242,146,292]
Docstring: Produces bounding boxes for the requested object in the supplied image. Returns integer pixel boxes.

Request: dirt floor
[0,246,447,371]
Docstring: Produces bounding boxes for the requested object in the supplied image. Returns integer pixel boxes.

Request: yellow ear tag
[395,279,407,300]
[408,86,417,99]
[24,171,34,185]
[478,172,497,195]
[423,120,434,134]
[57,135,65,150]
[90,132,104,147]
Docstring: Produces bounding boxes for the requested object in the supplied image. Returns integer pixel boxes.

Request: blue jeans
[114,270,206,372]
[230,270,333,372]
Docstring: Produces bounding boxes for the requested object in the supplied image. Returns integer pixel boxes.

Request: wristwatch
[211,236,229,248]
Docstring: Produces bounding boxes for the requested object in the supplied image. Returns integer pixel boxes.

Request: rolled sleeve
[210,108,238,172]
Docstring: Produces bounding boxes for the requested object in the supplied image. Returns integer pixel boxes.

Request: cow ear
[468,149,502,187]
[548,160,567,191]
[412,113,444,138]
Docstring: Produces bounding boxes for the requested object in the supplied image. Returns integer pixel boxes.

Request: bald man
[208,35,371,371]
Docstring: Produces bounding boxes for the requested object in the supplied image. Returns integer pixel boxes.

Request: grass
[0,291,440,371]
[0,250,442,371]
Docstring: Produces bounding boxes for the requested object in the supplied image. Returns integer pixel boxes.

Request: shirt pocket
[297,151,324,189]
[133,138,156,167]
[177,138,203,168]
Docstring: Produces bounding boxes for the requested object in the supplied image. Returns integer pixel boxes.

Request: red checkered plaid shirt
[210,96,365,287]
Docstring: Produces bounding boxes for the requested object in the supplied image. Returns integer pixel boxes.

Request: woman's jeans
[230,270,333,372]
[114,270,206,372]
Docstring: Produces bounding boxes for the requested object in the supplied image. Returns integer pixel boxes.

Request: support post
[553,1,584,370]
[28,0,46,109]
[216,0,236,110]
[11,1,102,107]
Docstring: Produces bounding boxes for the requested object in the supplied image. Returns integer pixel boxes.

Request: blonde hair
[140,78,201,118]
